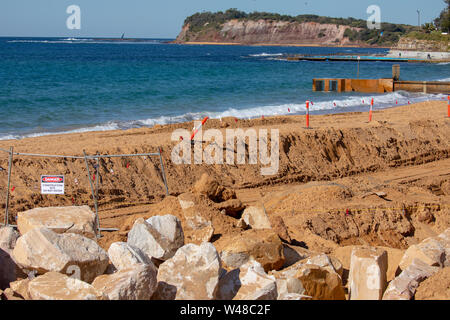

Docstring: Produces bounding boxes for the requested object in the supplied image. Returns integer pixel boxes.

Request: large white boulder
[217,259,278,300]
[108,242,152,271]
[383,258,439,300]
[92,264,158,300]
[436,228,450,267]
[399,237,446,270]
[0,226,23,289]
[17,206,98,239]
[348,246,388,300]
[127,215,184,261]
[28,272,107,300]
[0,226,19,249]
[295,264,346,300]
[219,229,285,272]
[241,206,272,230]
[154,242,222,300]
[304,253,343,278]
[12,227,108,283]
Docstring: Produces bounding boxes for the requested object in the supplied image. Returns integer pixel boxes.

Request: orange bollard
[369,98,374,122]
[306,101,310,128]
[447,95,450,118]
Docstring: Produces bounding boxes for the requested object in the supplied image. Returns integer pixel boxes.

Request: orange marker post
[306,100,310,128]
[190,116,209,141]
[369,98,374,122]
[448,95,450,118]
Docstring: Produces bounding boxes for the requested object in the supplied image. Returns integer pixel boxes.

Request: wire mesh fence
[0,147,169,237]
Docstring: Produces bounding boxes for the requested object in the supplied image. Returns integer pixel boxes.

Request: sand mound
[415,267,450,300]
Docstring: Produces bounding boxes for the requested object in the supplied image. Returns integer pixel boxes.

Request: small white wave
[0,122,120,141]
[437,62,450,66]
[61,38,93,41]
[8,40,77,44]
[249,53,283,57]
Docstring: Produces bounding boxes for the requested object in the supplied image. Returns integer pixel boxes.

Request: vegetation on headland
[182,3,450,48]
[433,0,450,32]
[183,9,416,46]
[401,0,450,50]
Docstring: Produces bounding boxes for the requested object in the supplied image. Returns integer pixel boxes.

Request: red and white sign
[41,175,65,194]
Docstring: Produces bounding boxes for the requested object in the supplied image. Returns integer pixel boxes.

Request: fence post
[158,148,169,196]
[83,150,101,238]
[4,146,13,226]
[95,157,99,200]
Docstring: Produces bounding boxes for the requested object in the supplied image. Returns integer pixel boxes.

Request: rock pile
[1,203,448,301]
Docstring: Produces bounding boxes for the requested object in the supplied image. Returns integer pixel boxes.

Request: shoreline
[0,100,447,153]
[1,98,447,143]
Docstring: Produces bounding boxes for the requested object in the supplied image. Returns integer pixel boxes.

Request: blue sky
[0,0,447,38]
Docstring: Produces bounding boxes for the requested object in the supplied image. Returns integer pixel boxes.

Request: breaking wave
[1,92,445,141]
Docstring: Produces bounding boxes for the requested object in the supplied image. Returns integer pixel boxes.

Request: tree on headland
[434,0,450,32]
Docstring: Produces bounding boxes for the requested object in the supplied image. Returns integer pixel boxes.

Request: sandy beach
[1,100,449,298]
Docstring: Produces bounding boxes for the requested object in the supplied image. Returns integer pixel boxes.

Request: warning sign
[41,175,65,195]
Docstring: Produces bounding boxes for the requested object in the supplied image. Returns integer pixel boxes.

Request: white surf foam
[0,92,445,141]
[249,53,283,57]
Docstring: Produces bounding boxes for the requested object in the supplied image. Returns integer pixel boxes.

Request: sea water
[0,37,448,140]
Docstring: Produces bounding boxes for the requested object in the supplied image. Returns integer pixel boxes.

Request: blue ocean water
[0,37,449,140]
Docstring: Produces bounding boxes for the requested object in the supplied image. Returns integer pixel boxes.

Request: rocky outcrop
[394,37,449,52]
[176,20,362,46]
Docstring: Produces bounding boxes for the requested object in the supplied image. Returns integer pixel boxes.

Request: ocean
[0,37,449,140]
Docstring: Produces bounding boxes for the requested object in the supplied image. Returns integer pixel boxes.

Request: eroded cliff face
[175,19,363,46]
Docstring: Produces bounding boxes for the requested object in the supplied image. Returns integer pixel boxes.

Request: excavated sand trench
[0,102,449,252]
